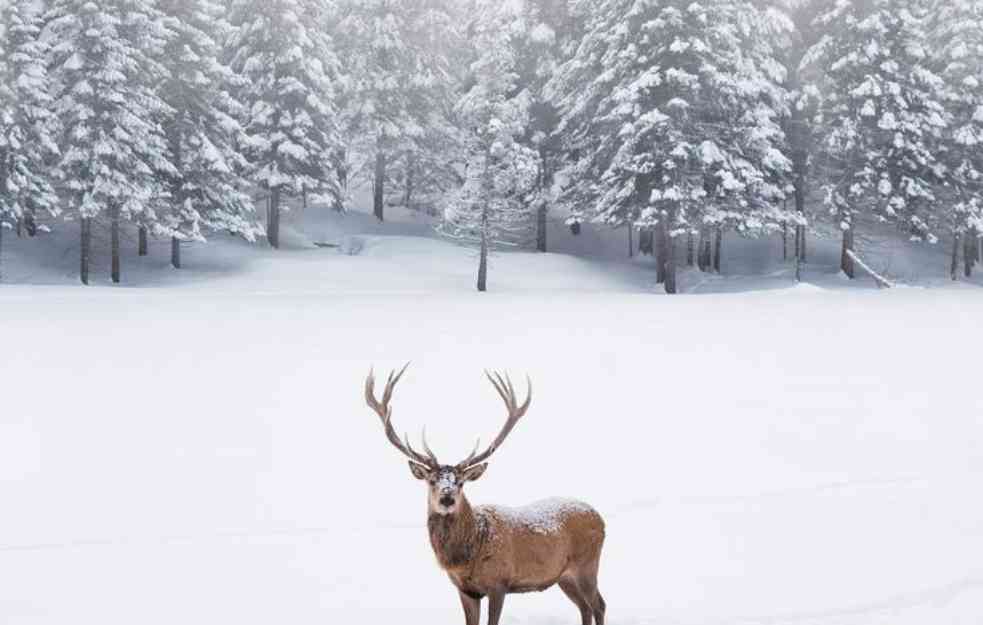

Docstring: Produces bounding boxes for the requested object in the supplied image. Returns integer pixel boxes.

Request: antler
[365,364,440,469]
[456,370,532,470]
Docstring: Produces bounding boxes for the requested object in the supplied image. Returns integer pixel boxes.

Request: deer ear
[408,461,431,481]
[461,463,488,483]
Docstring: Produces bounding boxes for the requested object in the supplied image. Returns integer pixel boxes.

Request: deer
[364,365,607,625]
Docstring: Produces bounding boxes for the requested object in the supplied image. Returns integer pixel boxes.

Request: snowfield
[0,209,982,625]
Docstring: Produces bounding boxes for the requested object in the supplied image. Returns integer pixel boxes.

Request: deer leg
[486,591,506,625]
[458,590,480,625]
[578,570,606,625]
[558,579,593,625]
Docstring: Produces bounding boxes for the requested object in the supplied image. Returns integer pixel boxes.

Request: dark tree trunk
[951,233,960,281]
[965,233,974,278]
[628,224,634,258]
[686,231,694,266]
[24,211,36,237]
[478,206,488,293]
[841,225,855,279]
[138,226,148,256]
[80,217,91,285]
[713,227,722,273]
[373,149,385,222]
[536,204,547,253]
[655,219,667,284]
[404,152,414,209]
[268,187,281,249]
[16,216,22,237]
[665,233,677,294]
[171,236,181,269]
[783,222,788,261]
[111,204,121,284]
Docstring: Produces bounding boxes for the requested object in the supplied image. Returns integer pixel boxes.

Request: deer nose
[439,495,455,507]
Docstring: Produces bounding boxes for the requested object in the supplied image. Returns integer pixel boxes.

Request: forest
[0,0,981,292]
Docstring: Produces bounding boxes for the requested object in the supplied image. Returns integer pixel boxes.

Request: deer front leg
[458,590,480,625]
[487,591,506,625]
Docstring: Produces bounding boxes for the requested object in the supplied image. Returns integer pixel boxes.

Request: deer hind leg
[558,578,594,625]
[578,562,606,625]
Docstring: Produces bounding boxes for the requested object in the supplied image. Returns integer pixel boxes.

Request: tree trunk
[783,222,788,261]
[16,216,22,237]
[477,222,488,293]
[655,219,667,284]
[171,236,181,269]
[268,187,281,249]
[111,204,121,284]
[373,149,385,222]
[404,152,414,209]
[24,211,36,237]
[686,231,694,266]
[841,225,855,279]
[965,233,974,278]
[951,232,960,281]
[138,226,148,256]
[665,233,677,294]
[80,217,91,285]
[713,227,722,273]
[628,224,634,258]
[536,204,547,253]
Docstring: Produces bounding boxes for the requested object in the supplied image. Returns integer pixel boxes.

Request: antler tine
[456,370,532,469]
[421,427,441,467]
[364,364,439,469]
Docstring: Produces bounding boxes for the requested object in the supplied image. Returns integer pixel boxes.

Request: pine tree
[928,0,983,279]
[441,12,539,292]
[549,0,792,293]
[227,0,343,249]
[335,0,457,221]
[46,0,176,284]
[812,0,947,278]
[158,0,260,269]
[0,0,60,279]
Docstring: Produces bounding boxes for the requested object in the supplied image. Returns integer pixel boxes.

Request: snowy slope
[0,206,982,625]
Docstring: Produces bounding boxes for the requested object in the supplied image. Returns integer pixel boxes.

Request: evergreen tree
[335,0,458,221]
[227,0,343,249]
[46,0,176,284]
[441,11,539,292]
[158,0,260,268]
[549,0,792,293]
[928,0,983,278]
[0,0,60,279]
[811,0,947,278]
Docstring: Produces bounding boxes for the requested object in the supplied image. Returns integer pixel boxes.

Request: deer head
[364,364,532,516]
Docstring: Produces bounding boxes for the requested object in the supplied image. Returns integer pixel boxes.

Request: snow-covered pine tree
[927,0,983,279]
[810,0,948,278]
[227,0,343,249]
[0,0,60,279]
[46,0,176,284]
[157,0,260,269]
[441,12,539,292]
[548,0,792,293]
[335,0,457,221]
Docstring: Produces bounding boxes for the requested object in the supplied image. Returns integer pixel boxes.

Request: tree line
[1,0,981,291]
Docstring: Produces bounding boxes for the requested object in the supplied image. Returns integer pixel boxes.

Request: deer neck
[427,495,483,570]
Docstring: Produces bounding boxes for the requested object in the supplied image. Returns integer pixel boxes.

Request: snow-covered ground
[1,206,981,625]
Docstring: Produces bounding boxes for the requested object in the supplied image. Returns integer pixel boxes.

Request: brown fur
[428,493,607,625]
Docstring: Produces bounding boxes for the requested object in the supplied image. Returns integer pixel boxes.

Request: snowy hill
[1,206,982,625]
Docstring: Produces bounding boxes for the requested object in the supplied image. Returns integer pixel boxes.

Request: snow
[485,498,597,535]
[0,207,982,625]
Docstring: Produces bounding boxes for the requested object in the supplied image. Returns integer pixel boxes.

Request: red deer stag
[364,365,607,625]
